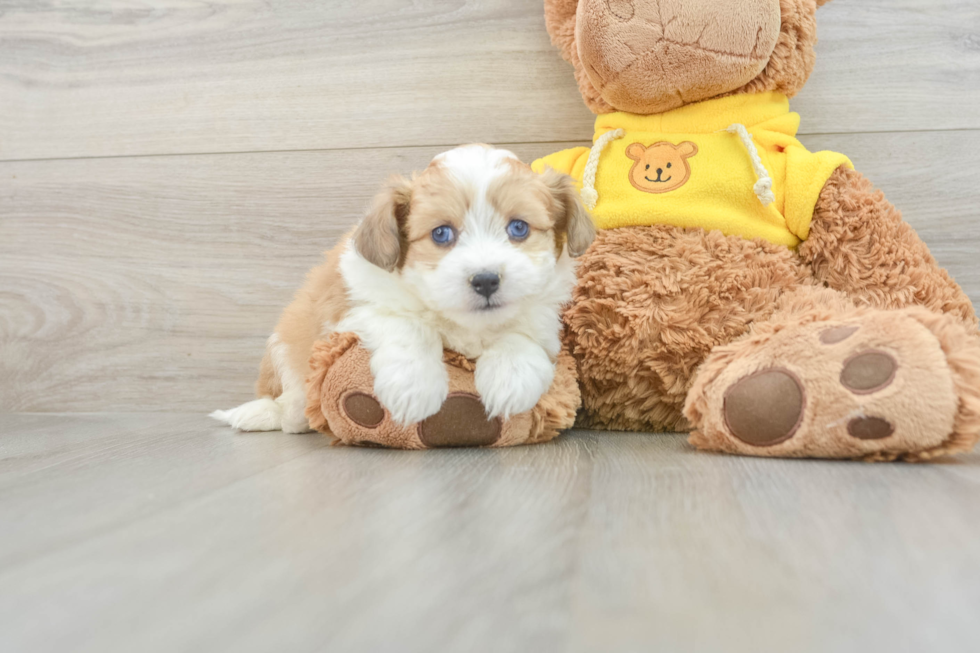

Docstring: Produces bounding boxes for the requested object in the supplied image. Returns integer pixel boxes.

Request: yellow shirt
[532,92,852,247]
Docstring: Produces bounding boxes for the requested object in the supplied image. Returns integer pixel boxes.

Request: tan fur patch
[487,172,554,232]
[539,167,596,257]
[267,234,352,394]
[488,168,572,260]
[402,162,471,270]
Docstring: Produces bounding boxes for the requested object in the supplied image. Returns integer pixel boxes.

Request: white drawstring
[726,123,775,206]
[580,128,624,210]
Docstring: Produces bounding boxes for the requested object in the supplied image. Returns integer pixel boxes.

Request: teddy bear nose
[656,168,664,176]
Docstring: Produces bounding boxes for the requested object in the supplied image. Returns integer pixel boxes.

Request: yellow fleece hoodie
[532,92,852,247]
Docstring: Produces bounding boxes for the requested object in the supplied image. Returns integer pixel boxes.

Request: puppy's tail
[210,397,282,432]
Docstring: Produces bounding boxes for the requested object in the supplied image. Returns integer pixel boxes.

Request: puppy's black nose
[470,272,500,298]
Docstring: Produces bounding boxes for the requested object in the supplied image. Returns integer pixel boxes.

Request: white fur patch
[267,333,311,433]
[213,334,313,434]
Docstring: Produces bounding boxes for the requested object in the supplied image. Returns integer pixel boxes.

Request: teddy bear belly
[566,224,814,433]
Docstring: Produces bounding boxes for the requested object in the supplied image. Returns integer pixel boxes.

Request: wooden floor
[2,1,980,650]
[2,413,979,653]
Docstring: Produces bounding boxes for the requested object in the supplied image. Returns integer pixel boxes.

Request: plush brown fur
[544,0,615,114]
[725,0,821,102]
[566,222,815,432]
[802,166,978,328]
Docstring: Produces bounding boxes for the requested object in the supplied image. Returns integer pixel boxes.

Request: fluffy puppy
[212,145,594,433]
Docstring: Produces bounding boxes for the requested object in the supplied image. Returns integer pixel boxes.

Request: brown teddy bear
[536,0,980,461]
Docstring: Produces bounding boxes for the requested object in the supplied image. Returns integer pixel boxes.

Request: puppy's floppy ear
[353,175,412,271]
[541,167,596,258]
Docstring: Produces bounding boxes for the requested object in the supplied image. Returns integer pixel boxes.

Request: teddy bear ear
[544,0,615,114]
[625,143,647,161]
[544,0,580,64]
[678,142,699,158]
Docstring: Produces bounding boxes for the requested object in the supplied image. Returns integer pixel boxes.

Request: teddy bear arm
[799,166,977,329]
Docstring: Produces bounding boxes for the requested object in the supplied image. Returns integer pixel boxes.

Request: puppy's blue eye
[431,225,456,245]
[507,219,530,241]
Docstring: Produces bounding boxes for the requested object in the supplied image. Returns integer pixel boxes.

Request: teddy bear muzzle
[575,0,782,114]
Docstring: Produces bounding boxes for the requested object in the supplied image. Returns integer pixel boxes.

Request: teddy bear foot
[685,307,980,461]
[304,332,581,449]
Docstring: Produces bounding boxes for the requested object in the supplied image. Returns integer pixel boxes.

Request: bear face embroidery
[625,141,698,194]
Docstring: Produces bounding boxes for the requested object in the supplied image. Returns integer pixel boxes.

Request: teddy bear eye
[645,164,650,170]
[667,163,672,169]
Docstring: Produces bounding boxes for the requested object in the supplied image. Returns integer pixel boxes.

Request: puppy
[212,145,595,433]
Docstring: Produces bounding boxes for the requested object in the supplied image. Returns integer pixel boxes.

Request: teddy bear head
[544,0,833,115]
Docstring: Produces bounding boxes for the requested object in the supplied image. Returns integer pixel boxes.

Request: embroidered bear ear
[625,143,647,161]
[678,142,699,159]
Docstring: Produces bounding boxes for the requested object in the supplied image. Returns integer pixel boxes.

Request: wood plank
[0,413,328,569]
[567,432,980,653]
[795,0,980,135]
[0,414,593,653]
[0,418,978,652]
[1,0,978,161]
[2,132,978,412]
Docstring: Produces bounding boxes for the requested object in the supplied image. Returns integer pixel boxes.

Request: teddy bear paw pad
[840,350,897,395]
[417,394,502,448]
[723,368,805,446]
[847,416,895,440]
[342,392,386,428]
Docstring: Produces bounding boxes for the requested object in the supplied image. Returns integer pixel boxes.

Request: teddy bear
[534,0,980,461]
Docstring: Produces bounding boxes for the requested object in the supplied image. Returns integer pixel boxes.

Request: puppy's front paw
[476,347,554,419]
[373,358,449,425]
